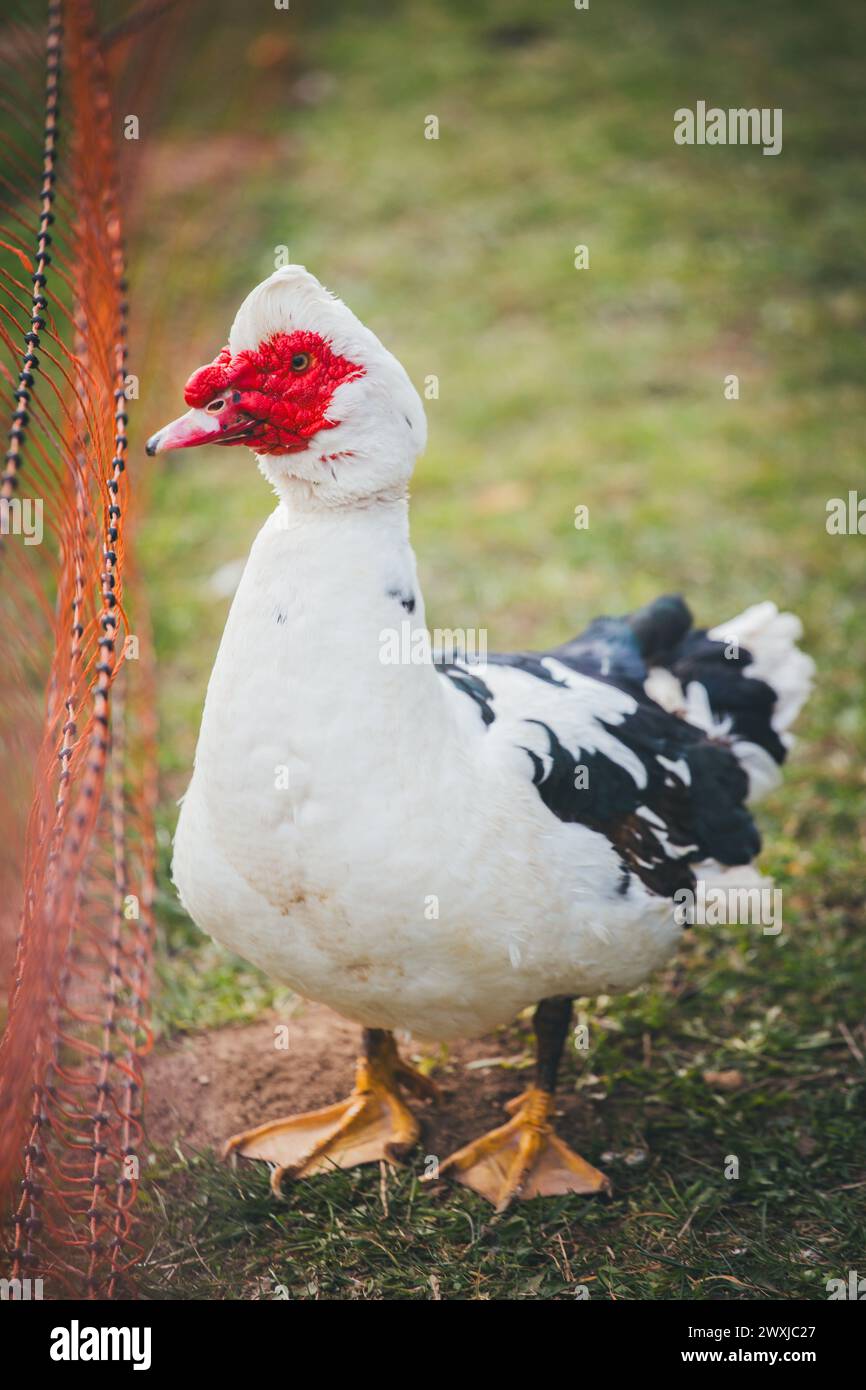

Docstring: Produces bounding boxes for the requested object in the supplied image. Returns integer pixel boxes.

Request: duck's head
[146,265,427,504]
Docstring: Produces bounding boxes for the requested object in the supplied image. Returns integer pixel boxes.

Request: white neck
[196,492,453,809]
[265,471,410,513]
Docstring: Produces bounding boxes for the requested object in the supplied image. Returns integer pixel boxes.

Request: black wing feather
[440,594,777,900]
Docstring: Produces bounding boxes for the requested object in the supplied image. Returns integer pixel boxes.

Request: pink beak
[145,404,255,455]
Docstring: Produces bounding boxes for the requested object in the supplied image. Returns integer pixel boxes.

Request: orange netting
[0,0,156,1299]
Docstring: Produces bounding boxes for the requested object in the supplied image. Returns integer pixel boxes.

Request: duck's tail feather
[640,597,814,803]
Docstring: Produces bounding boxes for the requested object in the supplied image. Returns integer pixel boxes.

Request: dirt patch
[144,1000,605,1162]
[137,134,293,202]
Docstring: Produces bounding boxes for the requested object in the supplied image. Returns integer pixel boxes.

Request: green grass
[130,0,866,1298]
[139,941,865,1299]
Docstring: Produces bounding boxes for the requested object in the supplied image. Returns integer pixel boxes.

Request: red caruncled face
[183,331,364,456]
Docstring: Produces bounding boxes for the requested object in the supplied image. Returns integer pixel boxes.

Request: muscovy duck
[147,267,813,1211]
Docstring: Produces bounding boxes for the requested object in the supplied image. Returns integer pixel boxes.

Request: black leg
[360,1027,439,1103]
[361,1027,393,1065]
[435,994,610,1208]
[533,996,573,1093]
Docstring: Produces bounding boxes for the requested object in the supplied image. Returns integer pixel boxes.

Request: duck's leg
[435,996,611,1212]
[224,1028,437,1196]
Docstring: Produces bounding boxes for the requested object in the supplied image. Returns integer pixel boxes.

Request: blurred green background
[127,0,866,1298]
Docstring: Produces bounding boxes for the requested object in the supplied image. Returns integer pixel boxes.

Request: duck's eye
[290,352,311,373]
[206,398,226,413]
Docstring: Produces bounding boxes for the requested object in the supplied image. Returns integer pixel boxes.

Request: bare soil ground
[145,1001,607,1170]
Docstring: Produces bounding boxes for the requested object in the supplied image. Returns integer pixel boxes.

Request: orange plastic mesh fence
[0,0,156,1299]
